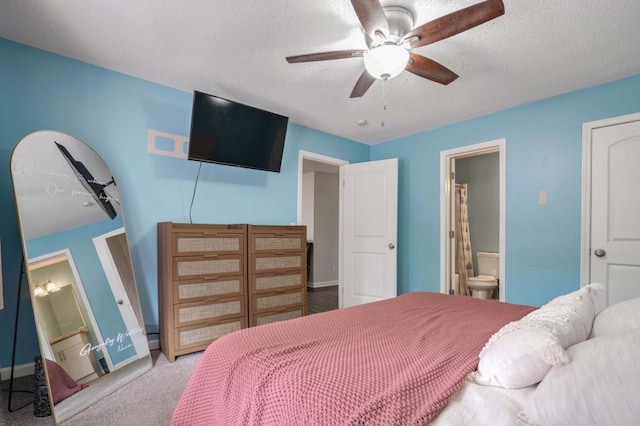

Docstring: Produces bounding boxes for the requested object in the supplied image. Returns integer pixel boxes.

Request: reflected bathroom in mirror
[10,130,152,424]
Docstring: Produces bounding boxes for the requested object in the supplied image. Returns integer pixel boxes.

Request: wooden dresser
[248,225,307,327]
[158,223,248,362]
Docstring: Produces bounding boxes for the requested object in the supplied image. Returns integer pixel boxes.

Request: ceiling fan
[286,0,504,98]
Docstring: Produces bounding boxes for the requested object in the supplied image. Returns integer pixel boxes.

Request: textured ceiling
[1,1,640,145]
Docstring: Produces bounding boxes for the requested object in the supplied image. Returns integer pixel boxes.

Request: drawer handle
[204,276,220,280]
[274,252,287,256]
[203,232,219,236]
[204,254,219,258]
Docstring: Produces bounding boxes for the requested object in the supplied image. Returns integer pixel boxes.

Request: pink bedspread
[172,292,534,426]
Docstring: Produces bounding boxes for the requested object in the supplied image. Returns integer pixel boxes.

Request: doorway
[440,139,506,301]
[29,249,114,371]
[298,151,399,310]
[297,151,346,313]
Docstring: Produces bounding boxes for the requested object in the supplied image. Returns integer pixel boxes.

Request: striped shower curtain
[455,183,475,296]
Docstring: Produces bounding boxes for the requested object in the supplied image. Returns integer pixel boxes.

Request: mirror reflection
[10,130,152,424]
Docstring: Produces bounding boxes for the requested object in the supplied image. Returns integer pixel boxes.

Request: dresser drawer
[251,270,304,293]
[250,231,305,254]
[253,307,304,327]
[173,231,245,256]
[252,288,305,314]
[173,276,245,303]
[175,317,246,352]
[250,253,303,274]
[174,296,246,328]
[172,255,244,281]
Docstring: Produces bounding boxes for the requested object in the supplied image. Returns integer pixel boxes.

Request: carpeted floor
[1,350,202,425]
[1,297,335,426]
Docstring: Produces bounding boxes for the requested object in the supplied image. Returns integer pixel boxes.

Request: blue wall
[1,36,640,369]
[0,38,369,367]
[371,74,640,306]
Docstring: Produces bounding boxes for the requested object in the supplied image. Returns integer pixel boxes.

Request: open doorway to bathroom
[440,139,506,301]
[298,151,346,314]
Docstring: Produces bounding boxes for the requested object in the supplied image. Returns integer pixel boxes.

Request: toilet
[467,252,499,299]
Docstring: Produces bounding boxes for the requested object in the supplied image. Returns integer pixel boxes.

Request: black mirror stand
[6,256,36,413]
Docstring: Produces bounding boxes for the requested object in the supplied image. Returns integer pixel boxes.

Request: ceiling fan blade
[350,70,376,98]
[351,0,390,40]
[404,0,504,48]
[406,53,459,85]
[286,50,367,63]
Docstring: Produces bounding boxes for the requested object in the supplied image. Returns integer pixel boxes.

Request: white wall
[312,172,339,286]
[301,171,315,243]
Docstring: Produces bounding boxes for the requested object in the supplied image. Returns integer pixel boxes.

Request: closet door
[589,119,640,309]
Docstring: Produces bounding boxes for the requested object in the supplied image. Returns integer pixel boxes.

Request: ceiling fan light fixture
[363,44,409,80]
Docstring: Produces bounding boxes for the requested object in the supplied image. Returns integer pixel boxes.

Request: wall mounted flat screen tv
[187,90,289,172]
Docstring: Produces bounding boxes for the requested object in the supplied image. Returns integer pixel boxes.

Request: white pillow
[470,328,568,389]
[519,328,640,426]
[590,297,640,338]
[471,284,600,389]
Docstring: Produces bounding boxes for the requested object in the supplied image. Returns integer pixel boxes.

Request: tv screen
[55,142,118,220]
[187,91,289,172]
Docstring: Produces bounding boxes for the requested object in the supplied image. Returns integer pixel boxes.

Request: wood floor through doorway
[307,285,338,315]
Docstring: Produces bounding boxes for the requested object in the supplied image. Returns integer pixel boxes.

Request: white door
[93,227,148,364]
[449,160,457,295]
[340,158,398,308]
[590,119,640,309]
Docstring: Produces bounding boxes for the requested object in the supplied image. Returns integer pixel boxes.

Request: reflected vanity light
[44,279,60,293]
[34,283,47,297]
[35,279,60,297]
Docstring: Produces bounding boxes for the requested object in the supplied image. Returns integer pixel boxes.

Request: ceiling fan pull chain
[381,77,387,127]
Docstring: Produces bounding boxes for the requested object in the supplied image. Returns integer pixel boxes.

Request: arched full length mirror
[10,130,152,424]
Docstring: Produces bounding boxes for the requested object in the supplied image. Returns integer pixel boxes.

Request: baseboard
[0,361,35,381]
[148,338,160,351]
[307,280,338,289]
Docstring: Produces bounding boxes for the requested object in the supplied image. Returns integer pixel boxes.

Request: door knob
[117,299,124,305]
[594,248,606,258]
[388,243,395,250]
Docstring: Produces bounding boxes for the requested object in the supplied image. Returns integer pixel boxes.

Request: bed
[172,287,640,425]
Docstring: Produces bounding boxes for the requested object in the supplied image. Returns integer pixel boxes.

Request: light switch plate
[539,190,548,205]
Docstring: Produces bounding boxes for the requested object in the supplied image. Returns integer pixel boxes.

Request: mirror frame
[10,130,152,424]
